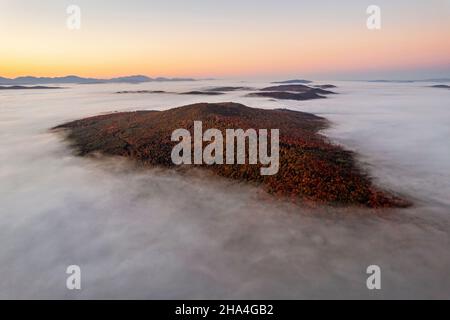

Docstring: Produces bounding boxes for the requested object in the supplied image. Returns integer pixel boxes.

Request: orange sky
[1,0,449,79]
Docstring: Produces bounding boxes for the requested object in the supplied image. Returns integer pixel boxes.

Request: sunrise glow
[1,0,449,79]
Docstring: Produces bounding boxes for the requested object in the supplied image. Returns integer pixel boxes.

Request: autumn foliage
[54,102,410,208]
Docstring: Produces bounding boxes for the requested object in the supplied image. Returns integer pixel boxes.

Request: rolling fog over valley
[1,80,450,299]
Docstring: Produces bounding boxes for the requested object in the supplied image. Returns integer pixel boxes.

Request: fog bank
[1,81,450,299]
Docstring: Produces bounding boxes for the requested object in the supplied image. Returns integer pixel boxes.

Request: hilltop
[54,102,409,208]
[248,84,336,101]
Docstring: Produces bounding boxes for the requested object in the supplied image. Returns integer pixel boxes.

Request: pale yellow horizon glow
[1,0,449,79]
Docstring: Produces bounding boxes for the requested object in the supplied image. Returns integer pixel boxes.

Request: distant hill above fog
[0,75,196,85]
[430,85,450,89]
[272,79,312,84]
[0,85,62,90]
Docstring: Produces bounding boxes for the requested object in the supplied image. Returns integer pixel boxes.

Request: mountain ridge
[0,75,196,85]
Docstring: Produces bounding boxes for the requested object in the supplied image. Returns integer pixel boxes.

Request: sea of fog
[1,80,450,299]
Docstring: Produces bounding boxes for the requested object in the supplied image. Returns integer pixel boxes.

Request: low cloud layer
[1,81,450,299]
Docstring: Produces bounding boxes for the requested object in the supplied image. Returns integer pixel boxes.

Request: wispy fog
[1,81,450,299]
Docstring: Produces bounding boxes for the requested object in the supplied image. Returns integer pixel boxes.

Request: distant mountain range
[0,75,196,85]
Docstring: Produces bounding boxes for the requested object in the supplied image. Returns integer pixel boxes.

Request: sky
[1,0,450,80]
